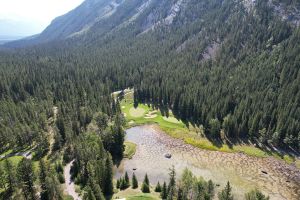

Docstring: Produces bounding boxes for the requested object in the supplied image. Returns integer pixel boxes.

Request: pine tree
[17,158,37,200]
[103,153,113,195]
[218,181,234,200]
[116,179,120,189]
[141,182,150,193]
[4,159,16,196]
[83,186,96,200]
[207,180,215,198]
[45,175,64,200]
[161,182,168,199]
[167,166,176,199]
[119,178,126,190]
[155,181,162,192]
[177,187,183,200]
[124,171,130,187]
[245,189,269,200]
[141,174,150,193]
[132,172,138,189]
[144,173,149,186]
[39,159,49,200]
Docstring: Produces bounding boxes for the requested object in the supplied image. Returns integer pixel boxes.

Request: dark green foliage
[124,171,130,187]
[116,179,120,189]
[167,166,176,199]
[83,186,96,200]
[207,180,215,198]
[155,181,162,192]
[103,153,114,195]
[218,181,234,200]
[95,113,109,131]
[141,183,150,193]
[132,172,138,189]
[141,173,151,193]
[144,173,150,186]
[245,189,270,200]
[17,158,37,200]
[3,159,16,197]
[119,178,125,190]
[39,160,49,200]
[161,182,168,199]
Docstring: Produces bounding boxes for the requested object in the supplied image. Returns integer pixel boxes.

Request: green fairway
[113,187,160,200]
[124,141,137,159]
[120,90,298,166]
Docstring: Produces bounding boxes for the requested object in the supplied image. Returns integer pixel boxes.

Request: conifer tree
[103,153,113,195]
[116,179,120,189]
[132,172,138,189]
[218,181,234,200]
[155,181,162,192]
[124,171,130,187]
[167,166,176,199]
[144,173,149,186]
[4,159,16,196]
[161,182,168,199]
[83,186,96,200]
[207,180,215,198]
[141,174,150,193]
[17,158,37,200]
[39,159,49,200]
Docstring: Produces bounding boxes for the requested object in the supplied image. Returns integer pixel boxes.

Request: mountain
[4,0,125,47]
[1,0,300,150]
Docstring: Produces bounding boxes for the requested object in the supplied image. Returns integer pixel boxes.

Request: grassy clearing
[120,90,298,165]
[0,155,40,173]
[129,107,146,117]
[113,187,160,200]
[0,155,23,166]
[124,141,137,159]
[63,195,74,200]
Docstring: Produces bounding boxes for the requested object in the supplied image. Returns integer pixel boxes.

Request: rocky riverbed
[115,125,300,200]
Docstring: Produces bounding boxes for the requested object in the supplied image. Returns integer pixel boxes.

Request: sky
[0,0,84,37]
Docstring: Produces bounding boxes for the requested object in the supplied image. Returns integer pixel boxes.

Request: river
[115,125,300,200]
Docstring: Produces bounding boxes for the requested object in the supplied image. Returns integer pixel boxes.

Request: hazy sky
[0,0,84,36]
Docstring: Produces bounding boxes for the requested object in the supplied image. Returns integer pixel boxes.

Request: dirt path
[64,160,81,200]
[47,106,58,158]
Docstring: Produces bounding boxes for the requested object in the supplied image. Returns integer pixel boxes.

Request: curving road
[64,160,81,200]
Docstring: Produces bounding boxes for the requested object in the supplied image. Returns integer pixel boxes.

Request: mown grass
[124,141,137,159]
[113,187,160,200]
[63,195,74,200]
[120,90,298,166]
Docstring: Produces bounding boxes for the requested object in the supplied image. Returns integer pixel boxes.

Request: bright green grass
[121,90,297,164]
[129,107,146,117]
[124,141,137,159]
[0,149,13,157]
[127,194,159,200]
[0,155,23,166]
[0,156,40,173]
[113,187,160,200]
[63,195,74,200]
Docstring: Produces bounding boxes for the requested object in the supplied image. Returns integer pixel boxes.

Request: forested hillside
[0,0,299,198]
[1,0,300,150]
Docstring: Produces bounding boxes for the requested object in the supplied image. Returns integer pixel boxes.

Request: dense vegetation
[0,0,299,199]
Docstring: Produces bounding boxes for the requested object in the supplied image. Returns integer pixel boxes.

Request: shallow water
[115,125,300,200]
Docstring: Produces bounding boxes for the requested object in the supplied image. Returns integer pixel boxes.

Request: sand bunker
[129,107,145,117]
[144,111,158,119]
[163,116,181,124]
